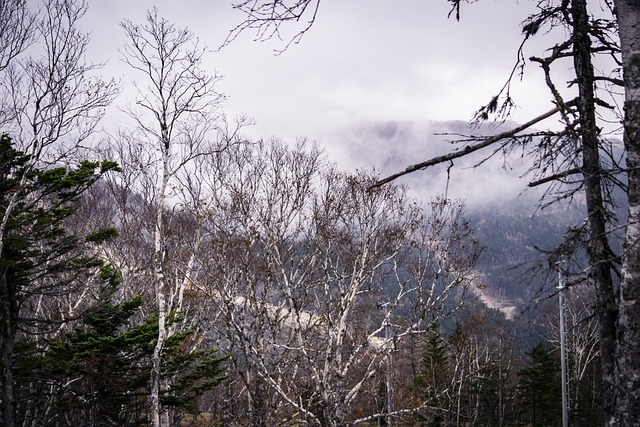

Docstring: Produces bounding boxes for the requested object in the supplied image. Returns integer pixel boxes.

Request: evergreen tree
[14,265,228,426]
[468,351,517,427]
[518,343,562,427]
[159,312,229,413]
[0,134,120,426]
[472,361,505,427]
[415,326,450,426]
[19,265,151,426]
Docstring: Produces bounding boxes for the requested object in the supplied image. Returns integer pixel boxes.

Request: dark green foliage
[85,227,119,243]
[159,313,229,410]
[415,325,450,426]
[411,317,522,427]
[32,266,151,426]
[0,132,121,308]
[1,135,226,425]
[1,134,122,426]
[416,326,448,393]
[0,134,121,310]
[0,135,30,191]
[517,342,562,426]
[13,265,227,426]
[470,361,507,426]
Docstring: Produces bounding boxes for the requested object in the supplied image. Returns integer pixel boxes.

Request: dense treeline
[471,206,585,303]
[0,0,606,426]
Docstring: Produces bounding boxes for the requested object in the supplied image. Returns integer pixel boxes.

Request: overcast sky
[73,0,618,204]
[81,1,569,133]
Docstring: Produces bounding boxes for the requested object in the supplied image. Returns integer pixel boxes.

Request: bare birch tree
[118,8,226,426]
[5,0,118,163]
[188,139,480,426]
[544,286,601,419]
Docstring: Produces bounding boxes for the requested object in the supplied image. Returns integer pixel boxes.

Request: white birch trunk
[119,11,223,425]
[613,1,640,425]
[150,142,169,427]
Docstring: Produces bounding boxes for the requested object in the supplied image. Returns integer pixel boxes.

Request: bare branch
[370,104,571,188]
[528,167,582,187]
[223,0,321,53]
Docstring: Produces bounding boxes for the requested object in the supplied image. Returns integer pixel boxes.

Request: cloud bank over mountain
[327,119,546,209]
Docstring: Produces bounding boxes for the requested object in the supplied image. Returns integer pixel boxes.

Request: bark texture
[0,272,17,427]
[614,0,640,425]
[571,0,618,423]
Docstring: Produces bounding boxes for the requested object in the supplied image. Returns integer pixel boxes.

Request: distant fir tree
[517,342,562,426]
[415,325,450,426]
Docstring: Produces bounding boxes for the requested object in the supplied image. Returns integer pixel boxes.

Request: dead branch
[370,103,575,189]
[528,168,582,187]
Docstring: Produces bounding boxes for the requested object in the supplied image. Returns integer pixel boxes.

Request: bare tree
[0,0,34,68]
[4,0,118,163]
[118,8,226,426]
[544,286,600,418]
[224,0,321,52]
[189,139,480,426]
[0,0,35,127]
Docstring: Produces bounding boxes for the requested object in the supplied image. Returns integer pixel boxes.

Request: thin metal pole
[558,266,569,427]
[384,304,392,427]
[377,301,393,427]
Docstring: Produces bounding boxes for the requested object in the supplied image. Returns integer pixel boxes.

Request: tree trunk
[0,270,16,427]
[249,377,269,427]
[571,0,618,424]
[150,141,170,427]
[613,1,640,425]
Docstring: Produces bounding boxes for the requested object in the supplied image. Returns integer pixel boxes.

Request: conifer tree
[0,134,119,427]
[518,343,562,427]
[415,326,450,426]
[17,265,229,426]
[21,266,151,426]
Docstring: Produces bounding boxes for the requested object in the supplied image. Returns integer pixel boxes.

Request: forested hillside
[335,118,580,298]
[471,204,585,303]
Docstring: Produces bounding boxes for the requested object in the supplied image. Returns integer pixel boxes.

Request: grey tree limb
[370,104,573,189]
